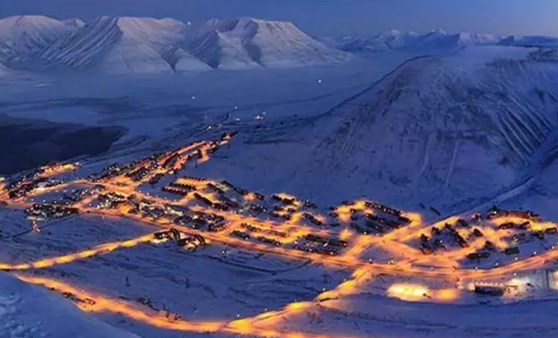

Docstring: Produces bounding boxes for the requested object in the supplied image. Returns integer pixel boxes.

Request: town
[1,132,558,337]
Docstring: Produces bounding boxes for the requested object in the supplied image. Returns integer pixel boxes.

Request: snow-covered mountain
[335,29,503,53]
[499,35,558,48]
[0,15,350,75]
[0,15,75,57]
[304,47,558,210]
[190,17,350,69]
[26,16,208,73]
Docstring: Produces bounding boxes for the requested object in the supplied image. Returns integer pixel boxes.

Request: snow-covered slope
[0,61,10,78]
[0,42,19,79]
[0,272,138,338]
[190,21,260,69]
[30,16,122,71]
[102,17,207,73]
[0,41,14,62]
[303,47,558,210]
[31,16,208,73]
[190,17,350,69]
[0,15,74,57]
[62,18,85,29]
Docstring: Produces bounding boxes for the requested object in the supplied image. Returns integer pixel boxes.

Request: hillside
[303,48,558,211]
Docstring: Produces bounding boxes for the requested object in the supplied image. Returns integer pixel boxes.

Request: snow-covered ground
[0,271,138,338]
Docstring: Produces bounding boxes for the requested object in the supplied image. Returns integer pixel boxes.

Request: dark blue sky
[1,0,557,37]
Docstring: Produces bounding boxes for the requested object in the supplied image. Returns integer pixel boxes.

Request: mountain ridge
[332,29,554,53]
[0,15,349,75]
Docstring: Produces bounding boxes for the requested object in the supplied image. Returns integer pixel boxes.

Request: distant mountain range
[0,15,350,76]
[1,15,557,78]
[328,29,558,53]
